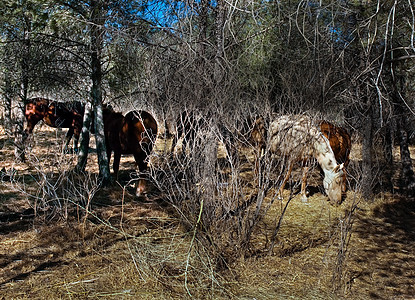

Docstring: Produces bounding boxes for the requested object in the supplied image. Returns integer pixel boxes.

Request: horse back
[42,102,71,128]
[122,111,158,152]
[269,115,317,156]
[27,97,50,108]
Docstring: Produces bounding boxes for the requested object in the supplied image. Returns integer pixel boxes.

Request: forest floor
[1,125,415,299]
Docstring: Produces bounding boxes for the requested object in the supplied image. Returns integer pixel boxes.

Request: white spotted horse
[268,115,345,205]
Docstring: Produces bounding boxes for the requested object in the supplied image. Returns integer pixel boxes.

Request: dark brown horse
[103,108,158,196]
[24,98,85,152]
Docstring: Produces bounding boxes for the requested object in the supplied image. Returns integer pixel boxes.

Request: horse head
[24,98,51,136]
[323,163,344,205]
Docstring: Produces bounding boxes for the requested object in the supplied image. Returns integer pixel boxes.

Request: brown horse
[103,108,158,196]
[24,98,85,152]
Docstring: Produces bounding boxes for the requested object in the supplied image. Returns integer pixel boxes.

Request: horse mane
[27,97,49,103]
[318,120,351,165]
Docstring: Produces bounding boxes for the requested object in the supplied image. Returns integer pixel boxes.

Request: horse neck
[312,128,337,174]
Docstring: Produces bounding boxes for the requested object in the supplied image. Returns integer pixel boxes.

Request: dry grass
[1,125,415,299]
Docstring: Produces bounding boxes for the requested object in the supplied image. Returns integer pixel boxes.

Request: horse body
[268,115,344,204]
[24,98,85,152]
[103,108,158,196]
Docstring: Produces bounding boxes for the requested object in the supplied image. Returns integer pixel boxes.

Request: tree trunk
[397,117,415,194]
[2,85,13,136]
[15,16,32,162]
[2,54,13,136]
[90,0,110,183]
[199,0,208,56]
[361,103,373,200]
[199,0,224,204]
[93,100,110,183]
[201,123,218,196]
[76,101,93,172]
[390,51,415,196]
[214,0,225,85]
[13,101,26,162]
[382,124,394,192]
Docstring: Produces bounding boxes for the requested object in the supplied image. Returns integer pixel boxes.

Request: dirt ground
[1,125,415,299]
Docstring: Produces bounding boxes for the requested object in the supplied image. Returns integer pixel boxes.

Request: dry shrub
[1,126,100,224]
[150,110,338,267]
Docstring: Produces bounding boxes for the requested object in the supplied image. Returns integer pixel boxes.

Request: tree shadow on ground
[349,196,415,299]
[0,182,176,289]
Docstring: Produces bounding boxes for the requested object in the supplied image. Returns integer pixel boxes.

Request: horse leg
[134,153,148,197]
[278,162,294,200]
[22,127,32,149]
[73,135,80,153]
[64,127,74,153]
[73,127,81,153]
[300,166,309,202]
[112,151,121,181]
[23,126,32,143]
[23,117,40,146]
